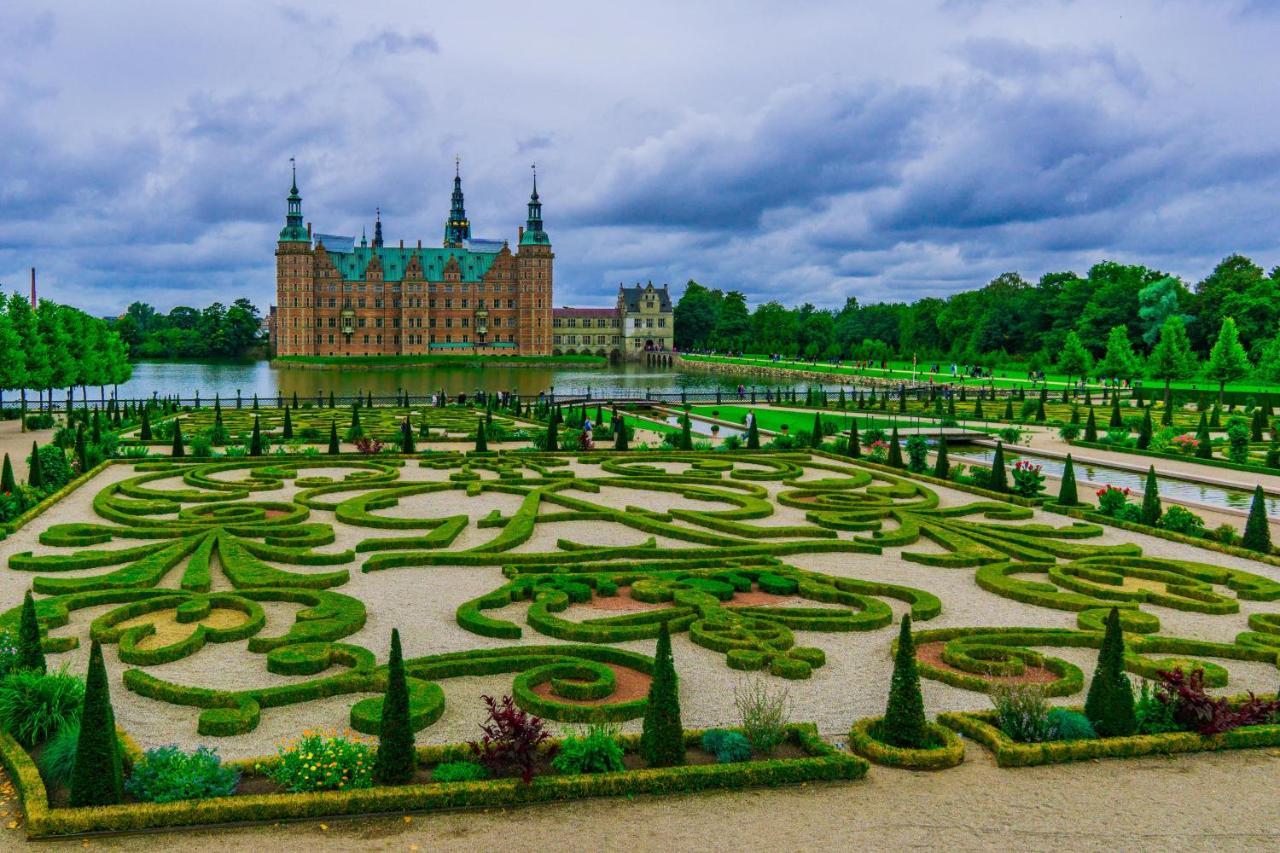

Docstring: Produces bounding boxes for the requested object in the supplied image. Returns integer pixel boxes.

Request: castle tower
[444,157,471,247]
[372,208,384,248]
[275,160,314,355]
[516,165,553,355]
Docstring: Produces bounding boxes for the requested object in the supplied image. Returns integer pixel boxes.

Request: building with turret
[273,160,553,357]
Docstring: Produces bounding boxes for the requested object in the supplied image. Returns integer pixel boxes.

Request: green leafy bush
[997,426,1023,445]
[1135,680,1183,734]
[701,728,752,763]
[430,760,488,782]
[992,684,1052,743]
[551,724,625,774]
[125,745,239,803]
[268,731,375,792]
[37,720,80,787]
[734,677,790,755]
[33,445,73,490]
[1158,505,1206,538]
[1046,708,1096,741]
[0,667,84,746]
[905,435,929,473]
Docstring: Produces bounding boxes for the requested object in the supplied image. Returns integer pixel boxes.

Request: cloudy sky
[2,0,1279,316]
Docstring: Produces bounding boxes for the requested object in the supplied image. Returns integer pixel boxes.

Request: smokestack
[30,268,35,307]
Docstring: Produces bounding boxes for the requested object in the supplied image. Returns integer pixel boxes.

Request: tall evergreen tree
[17,591,45,674]
[1109,393,1122,429]
[746,412,760,449]
[28,441,43,489]
[614,415,629,450]
[810,410,824,448]
[1136,408,1153,449]
[328,419,340,454]
[282,407,294,439]
[933,434,949,479]
[400,418,415,453]
[1206,317,1251,407]
[1242,485,1271,553]
[544,417,558,452]
[69,641,123,806]
[1057,454,1078,506]
[140,408,152,441]
[373,629,415,785]
[1084,407,1098,442]
[881,614,928,749]
[988,441,1008,492]
[847,420,860,458]
[1195,412,1212,459]
[887,425,904,468]
[249,415,263,456]
[170,419,185,458]
[640,621,684,767]
[1,453,15,493]
[1084,608,1137,738]
[1140,466,1162,526]
[475,420,489,452]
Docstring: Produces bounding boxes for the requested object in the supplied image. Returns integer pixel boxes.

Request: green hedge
[848,716,964,770]
[0,725,865,839]
[940,706,1280,767]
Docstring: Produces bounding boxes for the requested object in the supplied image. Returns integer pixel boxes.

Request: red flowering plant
[866,440,889,464]
[1011,459,1045,498]
[1095,485,1132,517]
[1170,434,1199,455]
[353,436,384,455]
[469,694,555,784]
[1155,668,1280,735]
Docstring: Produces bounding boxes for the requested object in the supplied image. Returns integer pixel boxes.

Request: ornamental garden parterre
[0,398,1278,837]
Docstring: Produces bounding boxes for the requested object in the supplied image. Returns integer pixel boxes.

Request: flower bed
[938,706,1280,768]
[0,724,865,838]
[847,716,964,770]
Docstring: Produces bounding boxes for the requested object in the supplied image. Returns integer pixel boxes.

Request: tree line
[0,294,133,409]
[673,254,1280,382]
[113,298,263,360]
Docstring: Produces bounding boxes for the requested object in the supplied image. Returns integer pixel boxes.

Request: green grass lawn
[688,404,960,435]
[682,354,1280,396]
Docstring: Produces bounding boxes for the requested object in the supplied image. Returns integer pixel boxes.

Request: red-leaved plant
[468,694,555,783]
[353,437,384,455]
[1156,668,1280,735]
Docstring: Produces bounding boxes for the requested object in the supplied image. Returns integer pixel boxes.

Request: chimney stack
[416,239,422,249]
[306,222,312,239]
[518,226,524,241]
[399,239,404,249]
[30,268,36,307]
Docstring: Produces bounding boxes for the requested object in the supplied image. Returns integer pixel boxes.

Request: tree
[1084,407,1098,442]
[1136,408,1153,449]
[28,441,43,488]
[171,419,185,458]
[887,426,903,468]
[847,420,860,458]
[1242,485,1271,554]
[37,299,75,407]
[328,420,340,454]
[672,281,721,350]
[881,615,928,749]
[679,414,693,450]
[1206,317,1250,406]
[1095,325,1140,382]
[746,413,759,449]
[17,591,46,674]
[1084,608,1137,738]
[400,418,415,454]
[373,629,415,785]
[282,407,294,439]
[614,415,629,450]
[1140,466,1161,526]
[1058,454,1078,506]
[9,294,48,421]
[69,641,124,806]
[639,621,684,767]
[1,453,14,493]
[475,420,489,452]
[989,442,1007,492]
[249,415,263,456]
[809,411,824,449]
[1147,316,1195,392]
[544,416,558,452]
[933,434,949,478]
[1055,331,1092,388]
[0,301,27,415]
[1256,331,1280,383]
[1137,275,1190,347]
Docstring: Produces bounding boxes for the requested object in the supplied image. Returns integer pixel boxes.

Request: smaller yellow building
[617,282,673,359]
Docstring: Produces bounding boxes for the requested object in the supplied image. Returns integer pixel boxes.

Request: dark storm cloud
[2,1,1280,314]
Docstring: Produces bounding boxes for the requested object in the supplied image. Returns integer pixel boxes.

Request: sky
[3,0,1280,316]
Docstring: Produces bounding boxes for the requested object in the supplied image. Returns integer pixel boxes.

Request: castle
[272,161,672,360]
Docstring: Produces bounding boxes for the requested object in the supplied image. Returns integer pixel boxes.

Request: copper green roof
[519,229,551,246]
[321,245,501,283]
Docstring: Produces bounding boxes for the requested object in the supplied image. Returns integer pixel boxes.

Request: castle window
[375,298,383,309]
[507,299,514,308]
[358,298,366,308]
[429,318,436,328]
[462,334,469,343]
[445,318,453,328]
[358,318,366,328]
[462,318,469,328]
[377,334,382,344]
[462,299,469,308]
[429,299,436,308]
[362,334,369,344]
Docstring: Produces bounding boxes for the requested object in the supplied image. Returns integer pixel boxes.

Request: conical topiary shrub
[933,434,949,479]
[988,441,1008,492]
[373,629,415,785]
[847,420,860,458]
[475,421,489,452]
[810,411,824,448]
[1243,485,1271,553]
[1195,412,1212,459]
[1110,394,1122,428]
[881,614,928,749]
[17,590,45,674]
[249,415,263,456]
[640,621,684,767]
[1140,466,1162,526]
[1084,408,1098,442]
[614,415,629,450]
[746,413,760,449]
[75,426,87,473]
[1058,454,1078,506]
[282,407,294,440]
[1084,608,1137,738]
[348,406,363,440]
[1003,399,1014,420]
[69,641,123,807]
[170,419,185,458]
[28,441,43,489]
[0,453,14,493]
[1137,408,1152,449]
[544,418,558,451]
[140,409,152,441]
[328,419,340,455]
[680,414,693,450]
[887,426,904,468]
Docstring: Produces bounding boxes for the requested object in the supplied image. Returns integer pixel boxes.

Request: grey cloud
[350,30,439,59]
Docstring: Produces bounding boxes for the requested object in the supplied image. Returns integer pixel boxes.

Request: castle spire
[520,163,549,246]
[278,157,308,242]
[372,207,384,248]
[444,157,471,247]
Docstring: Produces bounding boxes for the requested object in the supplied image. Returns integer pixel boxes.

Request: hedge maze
[2,448,1279,755]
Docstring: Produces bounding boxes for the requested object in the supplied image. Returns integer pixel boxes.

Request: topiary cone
[881,614,928,749]
[373,629,415,785]
[17,590,45,674]
[1243,485,1271,554]
[1057,454,1078,506]
[69,641,123,806]
[640,620,685,767]
[328,419,340,455]
[1084,607,1137,738]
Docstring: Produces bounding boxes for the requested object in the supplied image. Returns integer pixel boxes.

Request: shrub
[1242,485,1271,554]
[882,615,928,749]
[988,442,1008,493]
[551,723,625,774]
[1156,668,1280,735]
[1135,679,1182,735]
[33,445,72,490]
[0,667,84,746]
[69,641,123,807]
[997,426,1022,445]
[38,720,81,788]
[1211,523,1239,546]
[1226,416,1251,464]
[189,432,213,458]
[125,745,239,803]
[1045,708,1096,741]
[470,694,554,783]
[734,676,789,755]
[992,684,1052,743]
[269,730,375,792]
[1058,423,1081,441]
[1084,608,1137,737]
[1095,485,1132,517]
[374,629,415,785]
[0,631,19,680]
[1010,460,1045,498]
[700,728,753,763]
[905,435,929,473]
[1158,505,1205,538]
[430,760,488,782]
[17,590,46,674]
